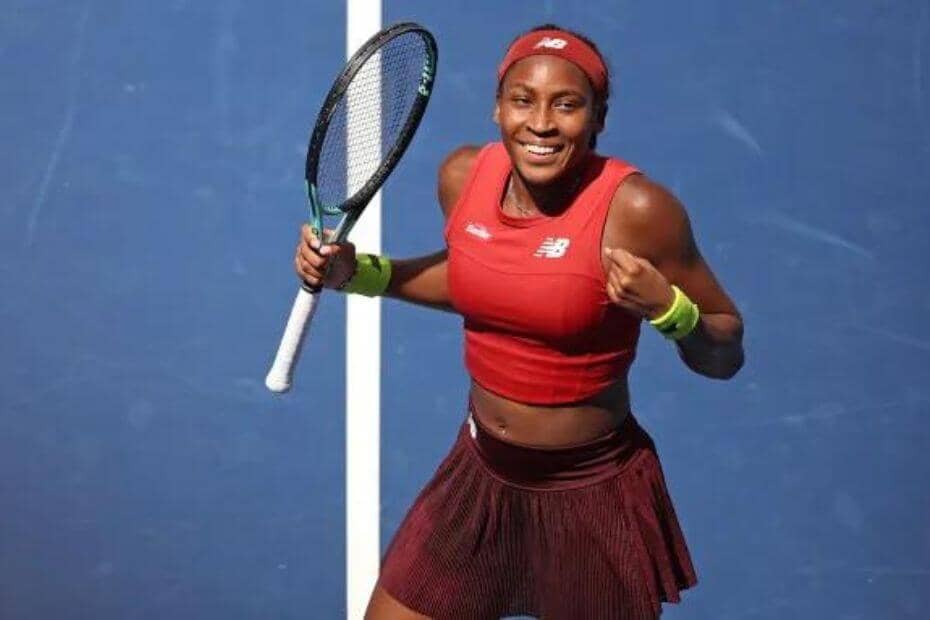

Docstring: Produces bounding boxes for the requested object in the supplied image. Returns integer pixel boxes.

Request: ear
[493,100,500,125]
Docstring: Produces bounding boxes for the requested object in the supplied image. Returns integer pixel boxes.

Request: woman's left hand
[603,246,675,320]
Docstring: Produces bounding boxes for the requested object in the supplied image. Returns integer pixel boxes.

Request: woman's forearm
[674,312,744,379]
[383,250,457,313]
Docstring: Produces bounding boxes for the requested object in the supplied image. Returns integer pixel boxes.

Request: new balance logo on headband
[534,37,568,50]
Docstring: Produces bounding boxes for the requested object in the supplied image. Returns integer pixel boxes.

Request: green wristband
[341,253,392,297]
[649,285,700,340]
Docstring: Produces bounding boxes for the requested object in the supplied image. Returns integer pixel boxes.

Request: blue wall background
[1,1,928,618]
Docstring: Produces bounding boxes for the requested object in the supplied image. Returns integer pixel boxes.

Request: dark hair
[500,24,610,148]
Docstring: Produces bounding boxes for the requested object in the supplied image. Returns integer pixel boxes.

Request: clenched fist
[603,246,675,320]
[294,225,357,290]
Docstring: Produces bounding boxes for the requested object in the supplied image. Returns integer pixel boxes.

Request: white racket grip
[265,287,322,392]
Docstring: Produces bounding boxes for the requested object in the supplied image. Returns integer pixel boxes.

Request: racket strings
[316,32,430,212]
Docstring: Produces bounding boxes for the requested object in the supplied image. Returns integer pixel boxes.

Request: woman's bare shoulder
[605,172,695,266]
[438,145,483,217]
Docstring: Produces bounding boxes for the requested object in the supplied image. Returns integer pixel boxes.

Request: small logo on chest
[534,237,571,258]
[465,222,492,241]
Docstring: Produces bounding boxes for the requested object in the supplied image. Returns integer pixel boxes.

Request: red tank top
[445,143,642,404]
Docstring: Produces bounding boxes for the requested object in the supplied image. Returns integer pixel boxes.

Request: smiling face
[494,55,603,189]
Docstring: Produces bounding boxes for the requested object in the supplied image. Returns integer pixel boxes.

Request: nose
[527,105,556,135]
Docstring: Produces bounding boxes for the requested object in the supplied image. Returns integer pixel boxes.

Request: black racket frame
[304,22,438,243]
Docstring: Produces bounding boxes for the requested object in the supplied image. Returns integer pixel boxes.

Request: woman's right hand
[294,224,357,290]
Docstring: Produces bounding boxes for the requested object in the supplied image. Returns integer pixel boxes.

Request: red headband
[497,29,608,96]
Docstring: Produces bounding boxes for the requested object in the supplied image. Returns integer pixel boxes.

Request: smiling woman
[295,22,744,620]
[495,52,598,198]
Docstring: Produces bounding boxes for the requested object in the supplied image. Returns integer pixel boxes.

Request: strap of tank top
[442,143,500,243]
[573,158,641,233]
[574,159,642,280]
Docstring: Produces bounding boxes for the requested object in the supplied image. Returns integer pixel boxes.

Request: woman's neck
[506,162,588,217]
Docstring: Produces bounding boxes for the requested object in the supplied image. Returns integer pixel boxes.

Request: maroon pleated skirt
[378,407,697,619]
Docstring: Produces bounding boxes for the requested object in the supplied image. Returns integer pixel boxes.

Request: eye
[555,99,581,111]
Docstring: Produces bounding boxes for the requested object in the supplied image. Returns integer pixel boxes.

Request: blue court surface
[2,1,929,618]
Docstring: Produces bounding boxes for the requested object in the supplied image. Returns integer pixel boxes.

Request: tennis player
[297,24,744,620]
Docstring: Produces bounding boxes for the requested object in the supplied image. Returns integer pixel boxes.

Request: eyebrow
[505,83,588,99]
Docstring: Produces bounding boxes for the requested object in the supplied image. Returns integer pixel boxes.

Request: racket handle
[265,287,322,393]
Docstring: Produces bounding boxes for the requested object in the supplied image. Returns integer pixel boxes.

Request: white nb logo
[534,237,570,258]
[534,37,568,50]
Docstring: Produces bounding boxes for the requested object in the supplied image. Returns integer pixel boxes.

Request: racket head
[304,22,438,241]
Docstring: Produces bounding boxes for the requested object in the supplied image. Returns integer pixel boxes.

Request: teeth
[524,144,558,155]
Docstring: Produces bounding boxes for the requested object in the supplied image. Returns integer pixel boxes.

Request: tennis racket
[265,22,438,393]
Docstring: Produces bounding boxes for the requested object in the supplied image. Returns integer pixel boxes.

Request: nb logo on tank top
[533,237,571,258]
[534,37,568,50]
